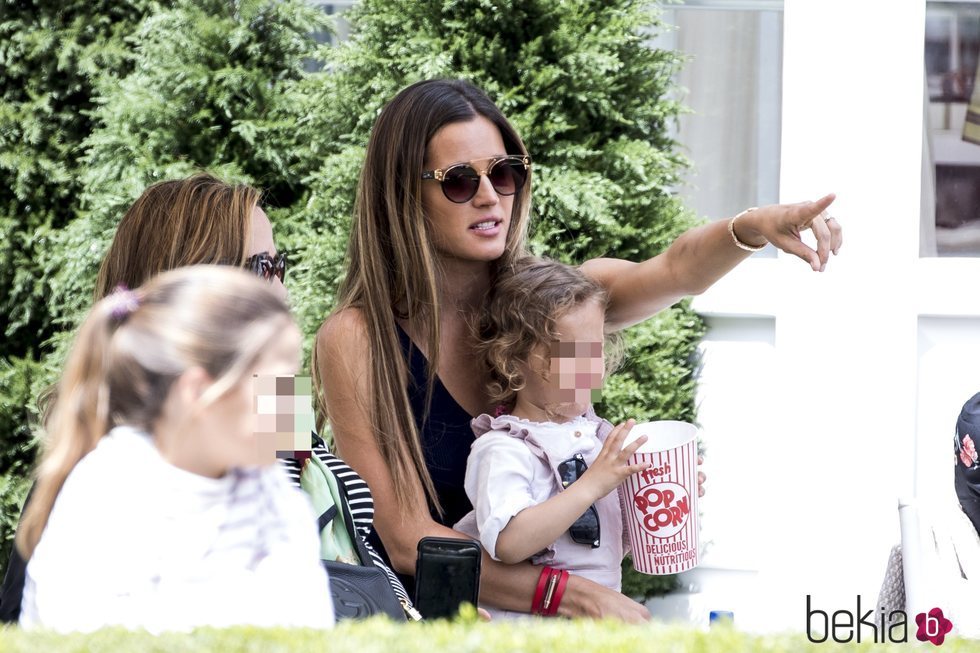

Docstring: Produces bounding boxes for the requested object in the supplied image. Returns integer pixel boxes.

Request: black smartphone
[413,536,482,619]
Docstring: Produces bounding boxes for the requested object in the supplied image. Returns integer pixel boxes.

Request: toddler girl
[455,256,649,616]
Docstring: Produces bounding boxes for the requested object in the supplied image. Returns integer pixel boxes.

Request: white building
[661,0,979,634]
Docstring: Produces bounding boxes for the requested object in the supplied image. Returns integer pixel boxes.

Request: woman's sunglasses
[421,155,531,204]
[245,252,287,284]
[557,453,601,548]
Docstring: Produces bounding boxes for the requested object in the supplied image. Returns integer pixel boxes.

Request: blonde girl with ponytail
[18,266,333,632]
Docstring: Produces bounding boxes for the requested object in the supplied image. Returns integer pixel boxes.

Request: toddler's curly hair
[476,256,623,407]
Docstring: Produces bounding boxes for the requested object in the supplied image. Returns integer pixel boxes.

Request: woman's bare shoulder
[317,307,370,357]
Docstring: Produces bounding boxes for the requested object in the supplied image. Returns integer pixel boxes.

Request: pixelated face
[253,374,315,464]
[522,299,606,420]
[549,340,605,405]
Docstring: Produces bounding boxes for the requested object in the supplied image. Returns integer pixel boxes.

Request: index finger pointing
[809,193,836,216]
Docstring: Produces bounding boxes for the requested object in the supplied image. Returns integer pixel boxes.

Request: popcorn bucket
[621,421,699,575]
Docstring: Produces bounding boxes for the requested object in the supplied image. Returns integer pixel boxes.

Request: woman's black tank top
[395,323,477,525]
[366,323,477,591]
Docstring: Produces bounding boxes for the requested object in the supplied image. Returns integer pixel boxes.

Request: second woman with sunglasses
[315,79,841,621]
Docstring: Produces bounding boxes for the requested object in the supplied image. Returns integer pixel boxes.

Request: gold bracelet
[728,207,766,252]
[541,570,559,611]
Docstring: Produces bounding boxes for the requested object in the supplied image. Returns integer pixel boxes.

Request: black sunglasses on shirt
[557,453,601,549]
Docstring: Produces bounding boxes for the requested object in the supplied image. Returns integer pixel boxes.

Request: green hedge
[0,618,974,653]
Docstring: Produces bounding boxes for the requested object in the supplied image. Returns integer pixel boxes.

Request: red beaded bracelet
[531,566,554,615]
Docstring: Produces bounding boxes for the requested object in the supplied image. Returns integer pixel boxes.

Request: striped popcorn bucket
[621,421,700,575]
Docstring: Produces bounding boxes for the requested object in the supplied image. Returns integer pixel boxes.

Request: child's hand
[580,419,650,501]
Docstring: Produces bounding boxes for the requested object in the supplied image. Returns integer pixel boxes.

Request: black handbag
[320,477,408,621]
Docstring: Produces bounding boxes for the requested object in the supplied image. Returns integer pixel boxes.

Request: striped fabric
[279,448,412,609]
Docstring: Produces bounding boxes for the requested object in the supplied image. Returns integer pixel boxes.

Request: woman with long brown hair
[315,78,842,620]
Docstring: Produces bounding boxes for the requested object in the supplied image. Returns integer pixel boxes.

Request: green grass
[0,615,976,653]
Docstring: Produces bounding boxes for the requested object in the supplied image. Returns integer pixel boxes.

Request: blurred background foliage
[0,0,703,598]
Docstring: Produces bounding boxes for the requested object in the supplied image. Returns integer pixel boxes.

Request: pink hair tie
[493,404,508,418]
[108,284,141,323]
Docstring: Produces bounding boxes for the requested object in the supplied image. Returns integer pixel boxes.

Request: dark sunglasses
[421,155,531,204]
[557,453,600,549]
[245,251,287,284]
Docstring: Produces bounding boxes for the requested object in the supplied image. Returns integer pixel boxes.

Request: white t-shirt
[20,426,333,633]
